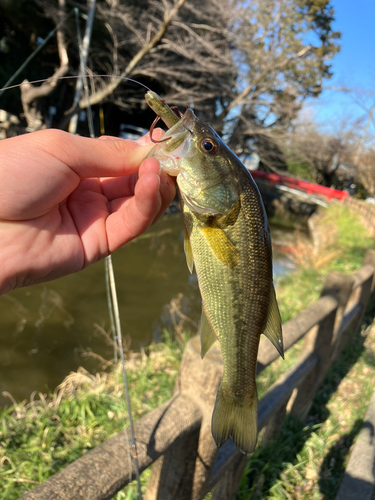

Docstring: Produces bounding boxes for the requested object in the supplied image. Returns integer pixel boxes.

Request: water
[0,214,296,405]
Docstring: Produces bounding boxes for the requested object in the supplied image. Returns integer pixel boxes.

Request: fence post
[364,249,375,291]
[353,264,375,333]
[288,270,354,420]
[261,402,288,445]
[145,336,223,500]
[336,249,375,357]
[210,454,247,500]
[210,402,289,499]
[322,271,355,362]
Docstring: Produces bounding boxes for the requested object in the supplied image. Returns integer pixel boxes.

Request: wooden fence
[22,249,375,500]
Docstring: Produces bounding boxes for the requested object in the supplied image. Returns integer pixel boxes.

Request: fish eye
[200,138,218,155]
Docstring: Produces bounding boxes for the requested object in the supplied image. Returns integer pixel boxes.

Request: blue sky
[306,0,375,133]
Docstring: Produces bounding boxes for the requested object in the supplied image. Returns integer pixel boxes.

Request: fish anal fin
[263,284,284,359]
[184,225,194,273]
[200,225,239,268]
[200,307,217,358]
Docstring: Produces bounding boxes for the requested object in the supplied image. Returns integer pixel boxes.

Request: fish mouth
[167,109,196,134]
[154,109,197,176]
[162,109,196,146]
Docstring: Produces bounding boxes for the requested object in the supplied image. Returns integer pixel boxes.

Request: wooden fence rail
[22,249,375,500]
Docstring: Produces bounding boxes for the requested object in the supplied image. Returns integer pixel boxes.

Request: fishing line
[0,8,77,99]
[76,67,144,497]
[104,262,118,366]
[79,71,144,496]
[106,256,143,498]
[79,70,143,497]
[1,70,149,496]
[0,75,152,94]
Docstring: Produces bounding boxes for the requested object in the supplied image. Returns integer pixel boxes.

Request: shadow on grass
[318,419,365,498]
[238,296,375,500]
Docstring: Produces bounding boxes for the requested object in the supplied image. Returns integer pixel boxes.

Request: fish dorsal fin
[200,306,217,358]
[200,224,239,268]
[184,225,194,273]
[263,284,284,359]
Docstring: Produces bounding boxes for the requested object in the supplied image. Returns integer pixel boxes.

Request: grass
[237,202,375,499]
[238,298,375,500]
[276,203,374,323]
[256,202,374,409]
[0,336,183,499]
[0,202,374,499]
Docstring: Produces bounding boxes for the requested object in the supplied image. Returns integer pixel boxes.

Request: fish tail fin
[211,384,258,455]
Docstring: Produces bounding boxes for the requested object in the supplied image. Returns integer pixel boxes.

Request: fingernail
[135,134,150,146]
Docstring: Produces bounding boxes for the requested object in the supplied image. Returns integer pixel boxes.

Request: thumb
[30,129,156,178]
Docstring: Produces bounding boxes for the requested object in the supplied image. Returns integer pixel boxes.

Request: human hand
[0,128,175,294]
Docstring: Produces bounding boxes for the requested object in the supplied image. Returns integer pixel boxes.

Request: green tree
[222,0,341,164]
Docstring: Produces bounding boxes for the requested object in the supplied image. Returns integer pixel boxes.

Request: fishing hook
[149,116,173,143]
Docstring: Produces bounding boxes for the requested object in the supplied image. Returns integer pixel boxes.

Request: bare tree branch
[20,0,69,130]
[79,0,188,108]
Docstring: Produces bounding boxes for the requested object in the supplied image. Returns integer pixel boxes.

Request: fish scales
[145,90,283,454]
[189,168,272,453]
[188,169,271,392]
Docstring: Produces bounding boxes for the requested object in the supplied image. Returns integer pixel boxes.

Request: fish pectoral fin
[184,225,194,274]
[200,307,217,358]
[200,225,239,268]
[263,284,284,359]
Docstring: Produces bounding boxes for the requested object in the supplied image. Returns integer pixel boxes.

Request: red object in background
[250,170,349,201]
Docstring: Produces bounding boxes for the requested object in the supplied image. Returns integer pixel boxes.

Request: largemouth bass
[145,91,283,454]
